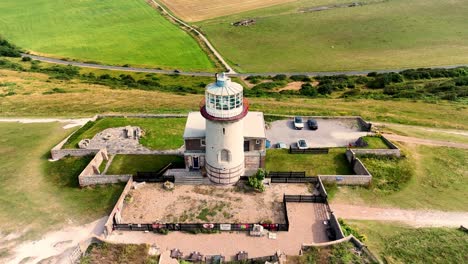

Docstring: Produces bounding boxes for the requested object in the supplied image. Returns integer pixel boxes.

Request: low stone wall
[79,174,132,186]
[329,212,345,240]
[78,149,132,186]
[351,148,400,157]
[320,175,371,185]
[244,152,266,171]
[96,114,187,119]
[104,177,134,237]
[51,148,101,161]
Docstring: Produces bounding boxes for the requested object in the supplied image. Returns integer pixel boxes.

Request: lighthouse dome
[204,73,246,119]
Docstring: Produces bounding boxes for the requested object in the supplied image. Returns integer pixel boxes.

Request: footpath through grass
[346,221,468,264]
[0,0,215,71]
[197,0,468,72]
[64,117,186,150]
[0,122,123,258]
[265,148,353,175]
[106,155,184,175]
[334,145,468,211]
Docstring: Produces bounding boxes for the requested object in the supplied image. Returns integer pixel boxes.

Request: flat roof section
[183,111,266,139]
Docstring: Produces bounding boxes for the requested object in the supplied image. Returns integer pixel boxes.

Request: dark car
[307,119,318,130]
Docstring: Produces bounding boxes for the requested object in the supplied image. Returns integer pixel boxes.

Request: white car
[297,139,308,149]
[293,116,304,130]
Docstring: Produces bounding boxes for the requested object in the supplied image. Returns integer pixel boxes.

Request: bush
[300,83,318,97]
[272,74,287,81]
[338,219,367,241]
[247,169,266,192]
[317,83,333,95]
[290,74,311,82]
[0,37,22,57]
[21,56,32,62]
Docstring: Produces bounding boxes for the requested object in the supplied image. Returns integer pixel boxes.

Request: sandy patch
[121,183,311,224]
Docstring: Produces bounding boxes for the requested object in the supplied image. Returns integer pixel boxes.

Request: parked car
[297,139,308,149]
[276,142,287,149]
[266,140,271,148]
[293,116,304,130]
[307,119,318,130]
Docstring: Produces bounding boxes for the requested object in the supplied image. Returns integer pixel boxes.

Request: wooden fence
[268,171,305,178]
[289,147,329,154]
[271,177,318,183]
[284,194,327,203]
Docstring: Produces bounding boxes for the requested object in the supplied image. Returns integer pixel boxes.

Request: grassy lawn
[0,0,215,71]
[334,145,468,211]
[265,148,353,175]
[346,221,468,264]
[197,0,468,72]
[361,156,413,194]
[64,117,186,150]
[0,122,123,258]
[81,243,158,264]
[106,155,184,175]
[360,136,389,149]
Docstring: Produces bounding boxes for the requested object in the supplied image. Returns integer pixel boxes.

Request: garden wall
[78,149,132,186]
[319,175,371,185]
[104,177,134,237]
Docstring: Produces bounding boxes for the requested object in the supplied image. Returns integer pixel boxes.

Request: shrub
[338,219,367,241]
[300,83,318,97]
[272,74,287,81]
[21,56,32,62]
[247,169,266,192]
[317,83,333,95]
[0,37,22,57]
[290,74,311,82]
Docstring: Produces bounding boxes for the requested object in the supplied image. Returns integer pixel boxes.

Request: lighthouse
[200,73,248,184]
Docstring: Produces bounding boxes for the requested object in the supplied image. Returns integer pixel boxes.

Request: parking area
[266,118,369,148]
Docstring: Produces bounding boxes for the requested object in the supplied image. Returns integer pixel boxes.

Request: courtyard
[121,183,312,224]
[110,202,330,258]
[266,118,369,148]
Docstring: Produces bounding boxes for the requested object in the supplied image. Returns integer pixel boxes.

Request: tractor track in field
[20,53,468,77]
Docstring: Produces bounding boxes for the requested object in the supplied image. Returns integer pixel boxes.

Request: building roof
[183,111,266,139]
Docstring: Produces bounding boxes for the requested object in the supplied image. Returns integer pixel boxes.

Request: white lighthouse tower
[200,73,248,184]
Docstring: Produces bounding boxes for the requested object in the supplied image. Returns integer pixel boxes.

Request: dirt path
[382,134,468,149]
[0,117,91,129]
[6,217,107,264]
[331,204,468,227]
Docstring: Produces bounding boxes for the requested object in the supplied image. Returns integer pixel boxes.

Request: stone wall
[320,174,372,185]
[79,174,132,186]
[104,177,134,237]
[51,148,101,161]
[244,152,266,171]
[329,212,345,240]
[78,149,132,186]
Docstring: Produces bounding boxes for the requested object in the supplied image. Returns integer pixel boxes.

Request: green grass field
[0,0,215,71]
[197,0,468,72]
[106,155,184,175]
[0,122,123,257]
[64,117,186,150]
[347,221,468,264]
[334,145,468,211]
[265,148,353,175]
[360,136,389,149]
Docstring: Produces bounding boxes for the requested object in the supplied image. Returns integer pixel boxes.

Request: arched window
[219,149,230,162]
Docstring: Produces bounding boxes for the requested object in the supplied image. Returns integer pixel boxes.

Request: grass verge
[346,221,468,264]
[81,242,159,264]
[0,122,123,254]
[334,145,468,211]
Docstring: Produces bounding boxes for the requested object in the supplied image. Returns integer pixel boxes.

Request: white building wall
[205,119,245,184]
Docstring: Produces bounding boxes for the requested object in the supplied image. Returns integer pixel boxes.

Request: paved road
[21,53,468,77]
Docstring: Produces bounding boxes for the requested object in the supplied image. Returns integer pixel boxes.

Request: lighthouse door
[192,157,199,169]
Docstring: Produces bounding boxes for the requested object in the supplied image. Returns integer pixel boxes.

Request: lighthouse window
[222,128,225,135]
[230,95,236,109]
[220,149,230,162]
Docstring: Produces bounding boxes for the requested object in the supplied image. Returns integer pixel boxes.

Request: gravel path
[382,134,468,149]
[331,204,468,227]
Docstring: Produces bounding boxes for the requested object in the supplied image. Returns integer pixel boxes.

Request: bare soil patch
[121,183,311,224]
[159,0,297,22]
